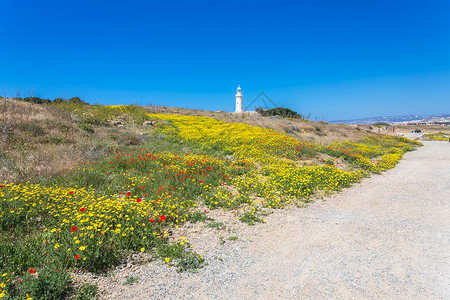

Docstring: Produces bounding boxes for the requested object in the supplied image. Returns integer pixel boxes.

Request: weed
[118,133,142,146]
[16,123,46,137]
[174,250,205,273]
[325,159,334,166]
[239,212,265,225]
[71,284,98,300]
[123,275,140,286]
[207,221,225,230]
[19,269,73,300]
[80,123,95,134]
[315,130,327,136]
[190,211,207,222]
[157,242,205,272]
[39,137,66,144]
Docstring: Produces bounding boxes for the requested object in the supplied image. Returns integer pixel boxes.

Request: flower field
[0,111,421,299]
[151,114,421,204]
[423,132,449,141]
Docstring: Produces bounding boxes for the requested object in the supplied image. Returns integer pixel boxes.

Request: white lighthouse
[235,85,243,113]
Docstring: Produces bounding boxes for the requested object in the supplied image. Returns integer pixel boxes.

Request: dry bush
[0,99,81,182]
[4,144,84,182]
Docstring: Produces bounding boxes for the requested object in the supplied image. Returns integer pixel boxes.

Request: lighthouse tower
[235,85,243,113]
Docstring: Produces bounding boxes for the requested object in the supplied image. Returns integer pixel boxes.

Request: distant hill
[330,114,450,125]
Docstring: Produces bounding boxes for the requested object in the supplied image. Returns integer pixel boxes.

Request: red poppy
[0,184,4,188]
[71,226,77,232]
[18,278,22,282]
[29,269,36,274]
[149,218,155,223]
[75,254,80,259]
[159,215,166,222]
[136,198,142,203]
[69,191,74,195]
[200,180,203,184]
[126,192,131,197]
[139,186,144,189]
[79,207,86,212]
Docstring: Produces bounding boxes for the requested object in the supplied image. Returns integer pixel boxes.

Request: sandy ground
[100,141,449,299]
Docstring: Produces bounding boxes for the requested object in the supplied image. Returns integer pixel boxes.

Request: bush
[68,97,89,105]
[373,122,390,126]
[16,123,46,137]
[255,107,264,114]
[261,107,303,119]
[52,98,65,104]
[119,134,142,146]
[71,284,98,300]
[19,269,73,300]
[23,97,51,104]
[315,130,327,136]
[157,242,205,273]
[80,124,95,134]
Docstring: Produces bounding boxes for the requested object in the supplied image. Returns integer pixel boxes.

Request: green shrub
[262,107,303,119]
[239,211,264,225]
[68,97,89,105]
[39,137,66,144]
[19,269,73,300]
[175,250,205,273]
[71,284,98,300]
[157,242,205,272]
[325,159,334,166]
[373,122,390,126]
[23,97,52,104]
[315,130,327,136]
[123,276,140,286]
[207,221,225,229]
[189,211,207,222]
[80,124,95,134]
[16,123,46,137]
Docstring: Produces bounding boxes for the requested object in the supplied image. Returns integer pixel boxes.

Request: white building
[235,86,243,113]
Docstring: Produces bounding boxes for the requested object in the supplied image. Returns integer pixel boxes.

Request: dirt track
[104,141,450,299]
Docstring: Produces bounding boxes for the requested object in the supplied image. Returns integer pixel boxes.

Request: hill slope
[0,98,421,299]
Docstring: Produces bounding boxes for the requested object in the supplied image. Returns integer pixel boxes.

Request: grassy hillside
[0,99,420,299]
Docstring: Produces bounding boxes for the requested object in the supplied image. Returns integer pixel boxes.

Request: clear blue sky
[1,0,449,121]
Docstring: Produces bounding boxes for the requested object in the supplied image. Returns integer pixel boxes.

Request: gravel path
[400,132,425,140]
[99,141,450,299]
